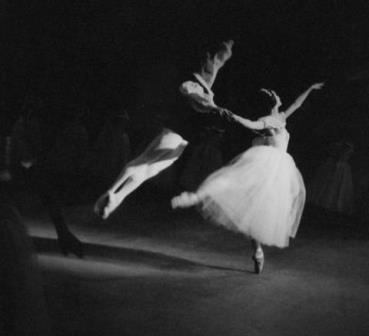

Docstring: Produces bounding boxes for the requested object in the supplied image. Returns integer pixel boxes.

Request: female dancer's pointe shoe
[58,231,84,258]
[252,250,264,274]
[171,192,199,209]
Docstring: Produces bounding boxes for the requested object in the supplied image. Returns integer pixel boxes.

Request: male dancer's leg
[94,128,188,219]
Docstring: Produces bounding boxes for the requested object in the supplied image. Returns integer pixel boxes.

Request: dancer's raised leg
[94,129,188,219]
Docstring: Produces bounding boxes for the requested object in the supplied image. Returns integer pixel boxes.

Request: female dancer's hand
[260,88,282,107]
[310,82,325,90]
[260,88,272,97]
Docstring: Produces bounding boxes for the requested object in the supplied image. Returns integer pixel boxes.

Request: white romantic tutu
[196,145,306,248]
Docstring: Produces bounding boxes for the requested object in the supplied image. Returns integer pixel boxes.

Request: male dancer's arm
[283,82,324,118]
[180,39,235,121]
[180,81,286,130]
[206,40,234,89]
[179,81,236,122]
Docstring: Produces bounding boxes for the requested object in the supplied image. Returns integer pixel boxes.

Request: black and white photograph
[1,1,369,335]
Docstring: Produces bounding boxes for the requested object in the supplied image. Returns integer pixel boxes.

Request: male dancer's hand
[219,108,236,122]
[216,40,234,64]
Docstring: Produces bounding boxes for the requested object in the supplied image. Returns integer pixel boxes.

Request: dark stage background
[2,4,369,335]
[2,0,369,180]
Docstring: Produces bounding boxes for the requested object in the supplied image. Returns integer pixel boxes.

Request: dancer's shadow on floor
[32,236,252,274]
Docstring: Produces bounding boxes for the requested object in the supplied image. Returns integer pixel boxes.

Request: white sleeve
[179,81,216,111]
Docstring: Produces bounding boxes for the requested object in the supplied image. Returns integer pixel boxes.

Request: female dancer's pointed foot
[58,231,84,258]
[171,192,200,209]
[252,249,264,274]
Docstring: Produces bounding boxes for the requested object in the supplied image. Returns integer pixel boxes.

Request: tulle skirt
[197,145,306,248]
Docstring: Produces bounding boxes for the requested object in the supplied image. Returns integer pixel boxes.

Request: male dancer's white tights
[94,128,188,219]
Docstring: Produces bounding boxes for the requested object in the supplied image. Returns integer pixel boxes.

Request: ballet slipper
[252,248,264,274]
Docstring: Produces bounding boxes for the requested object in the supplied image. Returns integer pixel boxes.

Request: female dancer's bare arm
[232,114,283,130]
[232,115,265,130]
[283,82,324,118]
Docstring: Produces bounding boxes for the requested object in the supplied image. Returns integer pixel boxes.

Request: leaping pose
[94,40,282,219]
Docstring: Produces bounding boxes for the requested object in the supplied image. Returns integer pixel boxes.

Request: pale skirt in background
[308,158,354,214]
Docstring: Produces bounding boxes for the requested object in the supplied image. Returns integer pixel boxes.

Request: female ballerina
[172,82,324,273]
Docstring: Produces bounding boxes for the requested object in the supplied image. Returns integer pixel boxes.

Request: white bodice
[256,113,290,151]
[267,127,290,151]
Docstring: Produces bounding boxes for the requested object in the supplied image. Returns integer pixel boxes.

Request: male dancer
[94,40,278,219]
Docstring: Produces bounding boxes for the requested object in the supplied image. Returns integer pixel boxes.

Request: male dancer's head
[197,39,234,89]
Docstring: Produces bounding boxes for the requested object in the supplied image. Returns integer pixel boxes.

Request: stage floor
[23,201,369,336]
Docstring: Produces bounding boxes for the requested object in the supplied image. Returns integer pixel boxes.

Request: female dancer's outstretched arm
[232,114,285,130]
[283,82,324,118]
